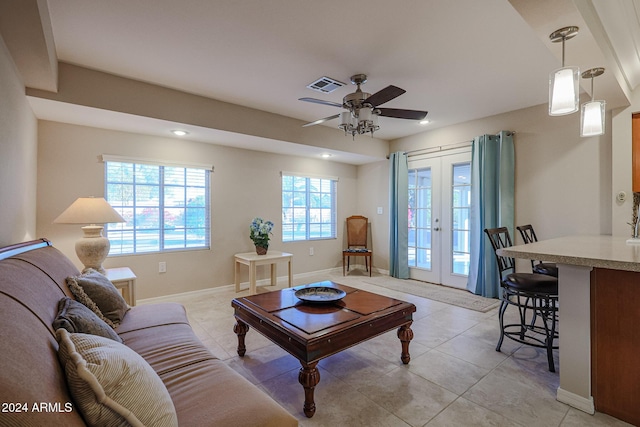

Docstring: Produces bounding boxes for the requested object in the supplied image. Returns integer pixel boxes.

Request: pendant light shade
[548,26,580,116]
[580,68,606,137]
[581,101,605,136]
[549,66,580,115]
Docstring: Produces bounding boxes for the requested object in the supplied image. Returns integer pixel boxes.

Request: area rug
[362,276,500,313]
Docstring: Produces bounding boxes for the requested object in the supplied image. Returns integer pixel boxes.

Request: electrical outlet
[377,207,383,215]
[309,247,314,256]
[159,261,166,273]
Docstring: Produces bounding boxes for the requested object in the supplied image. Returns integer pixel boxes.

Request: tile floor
[141,270,632,427]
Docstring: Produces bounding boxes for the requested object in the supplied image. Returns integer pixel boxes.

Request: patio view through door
[408,151,471,288]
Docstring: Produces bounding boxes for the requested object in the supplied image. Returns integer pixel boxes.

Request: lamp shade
[359,107,372,122]
[339,111,352,128]
[581,100,605,137]
[549,66,580,115]
[54,197,125,225]
[54,197,124,274]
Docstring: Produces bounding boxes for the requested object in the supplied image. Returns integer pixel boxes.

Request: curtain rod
[388,131,515,159]
[405,140,471,157]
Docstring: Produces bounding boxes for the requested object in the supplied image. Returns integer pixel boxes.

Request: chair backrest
[346,215,368,248]
[516,224,541,268]
[484,227,516,277]
[516,224,538,244]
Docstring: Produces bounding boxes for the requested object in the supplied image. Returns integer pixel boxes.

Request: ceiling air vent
[306,76,346,93]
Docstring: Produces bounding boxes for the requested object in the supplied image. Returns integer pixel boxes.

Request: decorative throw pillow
[67,269,129,327]
[56,329,178,427]
[53,297,122,343]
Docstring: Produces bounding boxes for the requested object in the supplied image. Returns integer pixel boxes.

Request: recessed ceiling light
[171,130,189,136]
[419,120,430,125]
[321,153,332,158]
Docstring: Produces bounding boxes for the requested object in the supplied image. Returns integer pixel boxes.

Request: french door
[408,151,471,288]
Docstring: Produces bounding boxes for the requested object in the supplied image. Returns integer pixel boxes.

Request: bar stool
[516,224,558,277]
[484,227,559,372]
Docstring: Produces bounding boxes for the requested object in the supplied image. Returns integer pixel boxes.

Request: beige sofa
[0,239,297,426]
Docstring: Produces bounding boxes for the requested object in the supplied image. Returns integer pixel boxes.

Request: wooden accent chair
[342,215,372,276]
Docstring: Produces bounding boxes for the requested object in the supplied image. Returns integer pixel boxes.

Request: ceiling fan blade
[377,108,428,120]
[302,114,340,127]
[299,97,343,108]
[364,85,406,107]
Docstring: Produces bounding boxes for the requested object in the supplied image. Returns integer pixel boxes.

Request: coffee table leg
[397,322,414,364]
[298,361,320,418]
[233,319,249,357]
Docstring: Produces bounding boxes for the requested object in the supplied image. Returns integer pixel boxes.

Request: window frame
[281,172,337,242]
[103,156,212,255]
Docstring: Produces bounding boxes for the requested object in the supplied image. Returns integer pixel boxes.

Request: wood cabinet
[591,268,640,426]
[632,113,640,192]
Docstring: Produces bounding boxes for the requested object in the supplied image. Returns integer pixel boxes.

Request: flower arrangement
[250,217,274,251]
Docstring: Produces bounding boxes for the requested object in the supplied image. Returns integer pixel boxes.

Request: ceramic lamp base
[75,225,110,274]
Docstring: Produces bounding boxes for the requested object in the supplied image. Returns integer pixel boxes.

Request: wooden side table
[105,267,137,306]
[234,251,293,295]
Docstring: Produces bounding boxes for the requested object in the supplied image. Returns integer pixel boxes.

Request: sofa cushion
[56,329,178,427]
[117,306,297,426]
[116,302,190,335]
[161,357,298,427]
[67,269,129,327]
[53,297,122,343]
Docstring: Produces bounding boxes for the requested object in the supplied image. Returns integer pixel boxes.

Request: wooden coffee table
[231,281,416,418]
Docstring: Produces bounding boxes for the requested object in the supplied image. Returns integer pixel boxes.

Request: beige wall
[0,35,38,246]
[380,102,612,250]
[36,121,358,299]
[355,160,390,271]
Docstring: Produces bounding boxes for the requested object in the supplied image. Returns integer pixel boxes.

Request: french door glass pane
[416,248,430,269]
[408,167,432,271]
[451,163,471,275]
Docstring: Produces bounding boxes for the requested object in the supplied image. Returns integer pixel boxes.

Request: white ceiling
[10,0,640,160]
[42,0,564,141]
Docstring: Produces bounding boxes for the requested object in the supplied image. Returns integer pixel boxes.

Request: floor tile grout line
[146,272,599,426]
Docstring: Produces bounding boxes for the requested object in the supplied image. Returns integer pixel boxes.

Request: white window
[104,158,211,255]
[281,174,337,242]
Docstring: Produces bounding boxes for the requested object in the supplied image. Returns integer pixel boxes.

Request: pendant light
[549,26,580,116]
[580,68,606,137]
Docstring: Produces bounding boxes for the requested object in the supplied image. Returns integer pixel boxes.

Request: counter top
[497,235,640,272]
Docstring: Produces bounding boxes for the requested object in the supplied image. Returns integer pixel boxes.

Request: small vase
[255,245,268,255]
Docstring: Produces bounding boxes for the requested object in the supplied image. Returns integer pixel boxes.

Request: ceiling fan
[299,74,428,138]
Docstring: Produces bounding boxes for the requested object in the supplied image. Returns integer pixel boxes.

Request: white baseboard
[557,387,595,414]
[139,266,379,303]
[138,285,229,304]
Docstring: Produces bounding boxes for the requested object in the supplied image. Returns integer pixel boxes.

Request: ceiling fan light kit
[300,73,427,139]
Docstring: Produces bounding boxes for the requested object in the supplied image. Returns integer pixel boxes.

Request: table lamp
[53,197,125,274]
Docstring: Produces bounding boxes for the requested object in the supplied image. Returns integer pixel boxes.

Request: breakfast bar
[497,235,640,425]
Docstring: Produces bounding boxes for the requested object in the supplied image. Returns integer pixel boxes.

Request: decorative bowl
[295,286,346,303]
